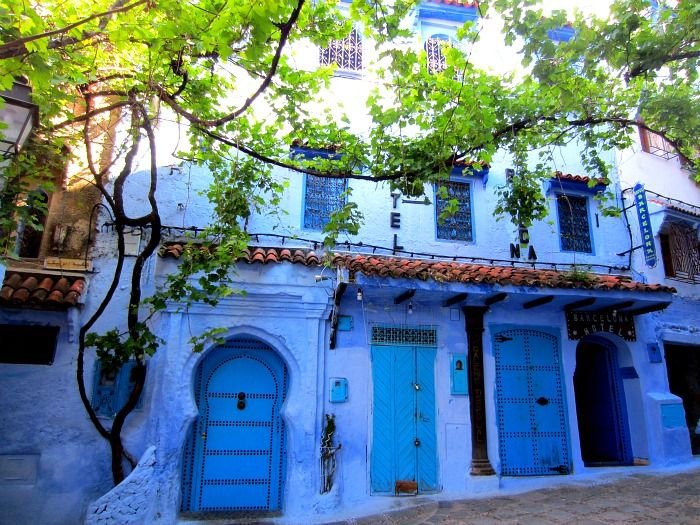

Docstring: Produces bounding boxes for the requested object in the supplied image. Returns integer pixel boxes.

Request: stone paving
[321,466,700,525]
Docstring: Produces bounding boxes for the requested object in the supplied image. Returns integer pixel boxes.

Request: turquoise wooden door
[181,339,288,512]
[493,327,570,476]
[371,345,438,493]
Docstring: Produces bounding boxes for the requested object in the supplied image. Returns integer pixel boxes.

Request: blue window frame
[319,28,362,71]
[435,179,473,242]
[556,194,592,253]
[303,174,347,231]
[92,360,144,417]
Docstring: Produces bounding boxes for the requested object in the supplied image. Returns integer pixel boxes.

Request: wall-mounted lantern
[0,81,38,159]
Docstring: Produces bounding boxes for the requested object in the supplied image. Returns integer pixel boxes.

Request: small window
[319,28,363,72]
[659,222,700,283]
[303,174,347,231]
[92,360,145,418]
[639,127,678,160]
[435,180,473,242]
[0,324,59,365]
[557,194,592,253]
[425,34,449,74]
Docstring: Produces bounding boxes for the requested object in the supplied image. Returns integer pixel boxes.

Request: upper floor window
[556,194,592,253]
[425,34,449,74]
[659,222,700,283]
[435,180,473,242]
[319,28,363,72]
[639,127,678,160]
[303,174,347,231]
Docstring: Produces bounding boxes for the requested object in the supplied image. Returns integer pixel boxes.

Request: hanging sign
[633,183,657,268]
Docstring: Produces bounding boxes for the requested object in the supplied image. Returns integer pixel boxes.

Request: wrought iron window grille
[557,194,592,253]
[303,173,347,231]
[319,28,363,72]
[435,180,474,242]
[370,324,438,346]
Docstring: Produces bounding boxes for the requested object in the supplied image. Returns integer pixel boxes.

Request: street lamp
[0,81,38,159]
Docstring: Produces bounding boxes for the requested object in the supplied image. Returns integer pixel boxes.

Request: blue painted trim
[418,3,479,23]
[290,146,341,160]
[547,178,606,195]
[548,26,575,42]
[451,164,489,187]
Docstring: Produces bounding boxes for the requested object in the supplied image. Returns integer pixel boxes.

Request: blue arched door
[181,338,288,512]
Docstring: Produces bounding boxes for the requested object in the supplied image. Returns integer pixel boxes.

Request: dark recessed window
[0,324,59,364]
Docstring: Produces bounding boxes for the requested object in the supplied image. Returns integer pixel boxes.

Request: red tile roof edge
[331,253,676,294]
[552,171,608,186]
[425,0,479,7]
[158,244,675,294]
[0,272,87,309]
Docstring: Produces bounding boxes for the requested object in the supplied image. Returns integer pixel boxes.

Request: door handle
[414,438,421,447]
[536,396,549,406]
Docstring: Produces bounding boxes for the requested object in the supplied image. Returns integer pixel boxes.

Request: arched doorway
[574,337,632,466]
[181,337,288,512]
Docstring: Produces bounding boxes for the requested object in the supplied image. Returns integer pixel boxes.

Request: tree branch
[0,0,149,60]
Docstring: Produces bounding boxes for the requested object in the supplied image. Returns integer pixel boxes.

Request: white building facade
[0,2,698,524]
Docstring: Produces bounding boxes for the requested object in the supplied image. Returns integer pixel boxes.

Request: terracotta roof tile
[552,171,607,186]
[1,272,86,309]
[426,0,479,7]
[159,243,325,267]
[158,244,675,294]
[331,254,676,294]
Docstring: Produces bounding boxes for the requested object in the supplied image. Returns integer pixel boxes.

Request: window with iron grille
[435,180,473,242]
[425,35,448,74]
[557,194,592,253]
[303,174,347,231]
[92,360,144,418]
[319,28,362,71]
[659,222,700,283]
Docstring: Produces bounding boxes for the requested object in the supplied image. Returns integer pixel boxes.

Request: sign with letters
[633,183,657,268]
[565,311,636,341]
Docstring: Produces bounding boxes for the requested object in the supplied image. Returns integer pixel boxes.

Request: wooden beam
[594,300,635,314]
[393,288,415,305]
[563,297,596,311]
[484,292,507,306]
[442,293,468,308]
[625,301,671,316]
[462,306,495,476]
[523,295,554,310]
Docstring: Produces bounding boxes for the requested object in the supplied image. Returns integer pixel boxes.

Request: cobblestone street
[320,464,700,525]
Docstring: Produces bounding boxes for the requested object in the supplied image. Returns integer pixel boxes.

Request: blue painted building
[1,2,698,524]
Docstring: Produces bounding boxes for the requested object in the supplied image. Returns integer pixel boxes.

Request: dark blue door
[371,345,438,493]
[181,338,288,511]
[574,341,633,465]
[493,327,570,476]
